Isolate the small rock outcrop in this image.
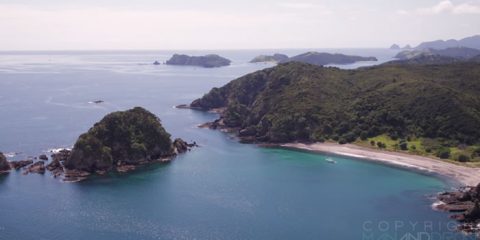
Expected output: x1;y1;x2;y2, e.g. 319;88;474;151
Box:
0;152;10;173
9;160;33;170
166;54;231;68
38;154;48;161
24;161;46;175
173;138;198;154
437;184;480;233
47;150;69;178
153;61;161;65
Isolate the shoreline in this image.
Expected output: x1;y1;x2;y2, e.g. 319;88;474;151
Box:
280;142;480;187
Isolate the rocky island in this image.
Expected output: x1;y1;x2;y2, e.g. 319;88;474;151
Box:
280;51;377;66
250;54;289;63
166;54;231;68
62;107;195;181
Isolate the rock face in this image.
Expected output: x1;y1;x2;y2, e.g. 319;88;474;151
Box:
63;107;195;178
46;149;70;178
250;54;289;63
166;54;231;68
9;160;33;170
24;161;45;175
437;184;480;233
0;152;10;173
280;52;377;66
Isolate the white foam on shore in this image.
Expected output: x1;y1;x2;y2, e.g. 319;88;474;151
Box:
48;147;71;154
431;200;445;210
3;152;18;158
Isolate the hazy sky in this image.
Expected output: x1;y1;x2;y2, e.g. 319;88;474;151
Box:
0;0;479;50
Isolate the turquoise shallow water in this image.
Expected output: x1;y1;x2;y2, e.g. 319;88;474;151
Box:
0;50;472;239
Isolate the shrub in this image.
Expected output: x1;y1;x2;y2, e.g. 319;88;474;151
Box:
360;131;368;140
457;154;470;162
436;147;451;159
370;140;375;146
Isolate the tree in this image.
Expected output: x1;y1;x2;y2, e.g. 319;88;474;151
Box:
436;147;451;159
457;154;470;162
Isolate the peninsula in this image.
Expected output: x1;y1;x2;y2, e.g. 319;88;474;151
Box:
189;61;480;165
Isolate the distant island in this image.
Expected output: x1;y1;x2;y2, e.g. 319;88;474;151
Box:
166;54;231;68
280;52;377;66
395;47;480;60
189;61;480;164
249;52;377;66
404;35;480;50
390;44;411;50
250;54;289;63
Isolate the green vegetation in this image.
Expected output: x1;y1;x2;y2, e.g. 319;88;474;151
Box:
191;61;480;162
166;54;231;68
360;135;480;162
65;107;174;172
282;52;377;65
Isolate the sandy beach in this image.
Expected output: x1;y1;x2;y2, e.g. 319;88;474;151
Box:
282;142;480;186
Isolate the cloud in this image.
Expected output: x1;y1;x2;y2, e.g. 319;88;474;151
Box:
0;3;336;50
398;0;480;15
278;2;332;14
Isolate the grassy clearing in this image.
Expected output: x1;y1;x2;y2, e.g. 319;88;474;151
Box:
356;134;480;165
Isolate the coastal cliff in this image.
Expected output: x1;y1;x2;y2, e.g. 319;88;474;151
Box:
166;54;231;68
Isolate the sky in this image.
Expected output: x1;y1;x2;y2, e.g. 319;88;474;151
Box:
0;0;479;50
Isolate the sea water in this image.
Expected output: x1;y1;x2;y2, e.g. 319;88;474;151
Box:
0;50;472;239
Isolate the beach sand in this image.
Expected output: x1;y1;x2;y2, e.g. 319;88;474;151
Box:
282;142;480;186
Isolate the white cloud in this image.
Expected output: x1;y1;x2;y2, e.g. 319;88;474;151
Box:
278;2;332;14
0;3;339;50
399;0;480;15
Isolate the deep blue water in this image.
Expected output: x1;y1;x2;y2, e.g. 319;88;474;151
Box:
0;50;472;239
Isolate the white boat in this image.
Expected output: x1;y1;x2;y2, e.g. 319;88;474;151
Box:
326;158;337;164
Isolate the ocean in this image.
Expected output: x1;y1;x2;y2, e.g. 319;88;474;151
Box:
0;49;472;239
